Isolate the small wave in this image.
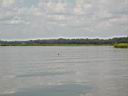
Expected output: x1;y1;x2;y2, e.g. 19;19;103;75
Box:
16;71;73;78
0;90;16;96
1;75;16;79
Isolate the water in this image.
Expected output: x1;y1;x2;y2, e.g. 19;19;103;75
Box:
0;46;128;96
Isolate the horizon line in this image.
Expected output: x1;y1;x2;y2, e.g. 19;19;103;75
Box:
0;36;128;41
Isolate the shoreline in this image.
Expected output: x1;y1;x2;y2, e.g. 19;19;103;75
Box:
0;44;112;46
0;37;128;48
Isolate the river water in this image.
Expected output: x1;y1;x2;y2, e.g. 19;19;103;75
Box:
0;46;128;96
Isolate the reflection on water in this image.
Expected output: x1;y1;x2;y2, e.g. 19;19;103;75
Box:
17;84;92;96
16;71;73;78
0;46;128;96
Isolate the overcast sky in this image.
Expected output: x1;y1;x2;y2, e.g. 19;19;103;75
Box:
0;0;128;40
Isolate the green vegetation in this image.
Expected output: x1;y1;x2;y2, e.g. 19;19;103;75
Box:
0;37;128;46
0;44;111;46
114;43;128;48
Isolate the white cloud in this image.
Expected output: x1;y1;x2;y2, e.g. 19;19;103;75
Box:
46;1;67;13
7;19;29;25
74;0;85;15
32;8;43;16
1;0;16;7
0;0;128;40
74;5;84;15
47;15;66;21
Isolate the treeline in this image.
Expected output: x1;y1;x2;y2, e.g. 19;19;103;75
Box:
0;37;128;45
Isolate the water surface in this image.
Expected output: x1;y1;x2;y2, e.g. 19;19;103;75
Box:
0;46;128;96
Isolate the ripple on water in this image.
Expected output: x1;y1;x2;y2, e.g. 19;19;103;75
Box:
16;71;73;78
0;90;16;96
16;83;93;96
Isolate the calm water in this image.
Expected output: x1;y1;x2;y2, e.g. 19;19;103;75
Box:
0;46;128;96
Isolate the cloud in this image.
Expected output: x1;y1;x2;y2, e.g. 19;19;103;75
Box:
45;1;67;14
0;0;16;7
0;0;128;40
74;0;86;15
6;16;29;25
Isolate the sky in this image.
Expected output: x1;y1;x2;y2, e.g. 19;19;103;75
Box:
0;0;128;40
